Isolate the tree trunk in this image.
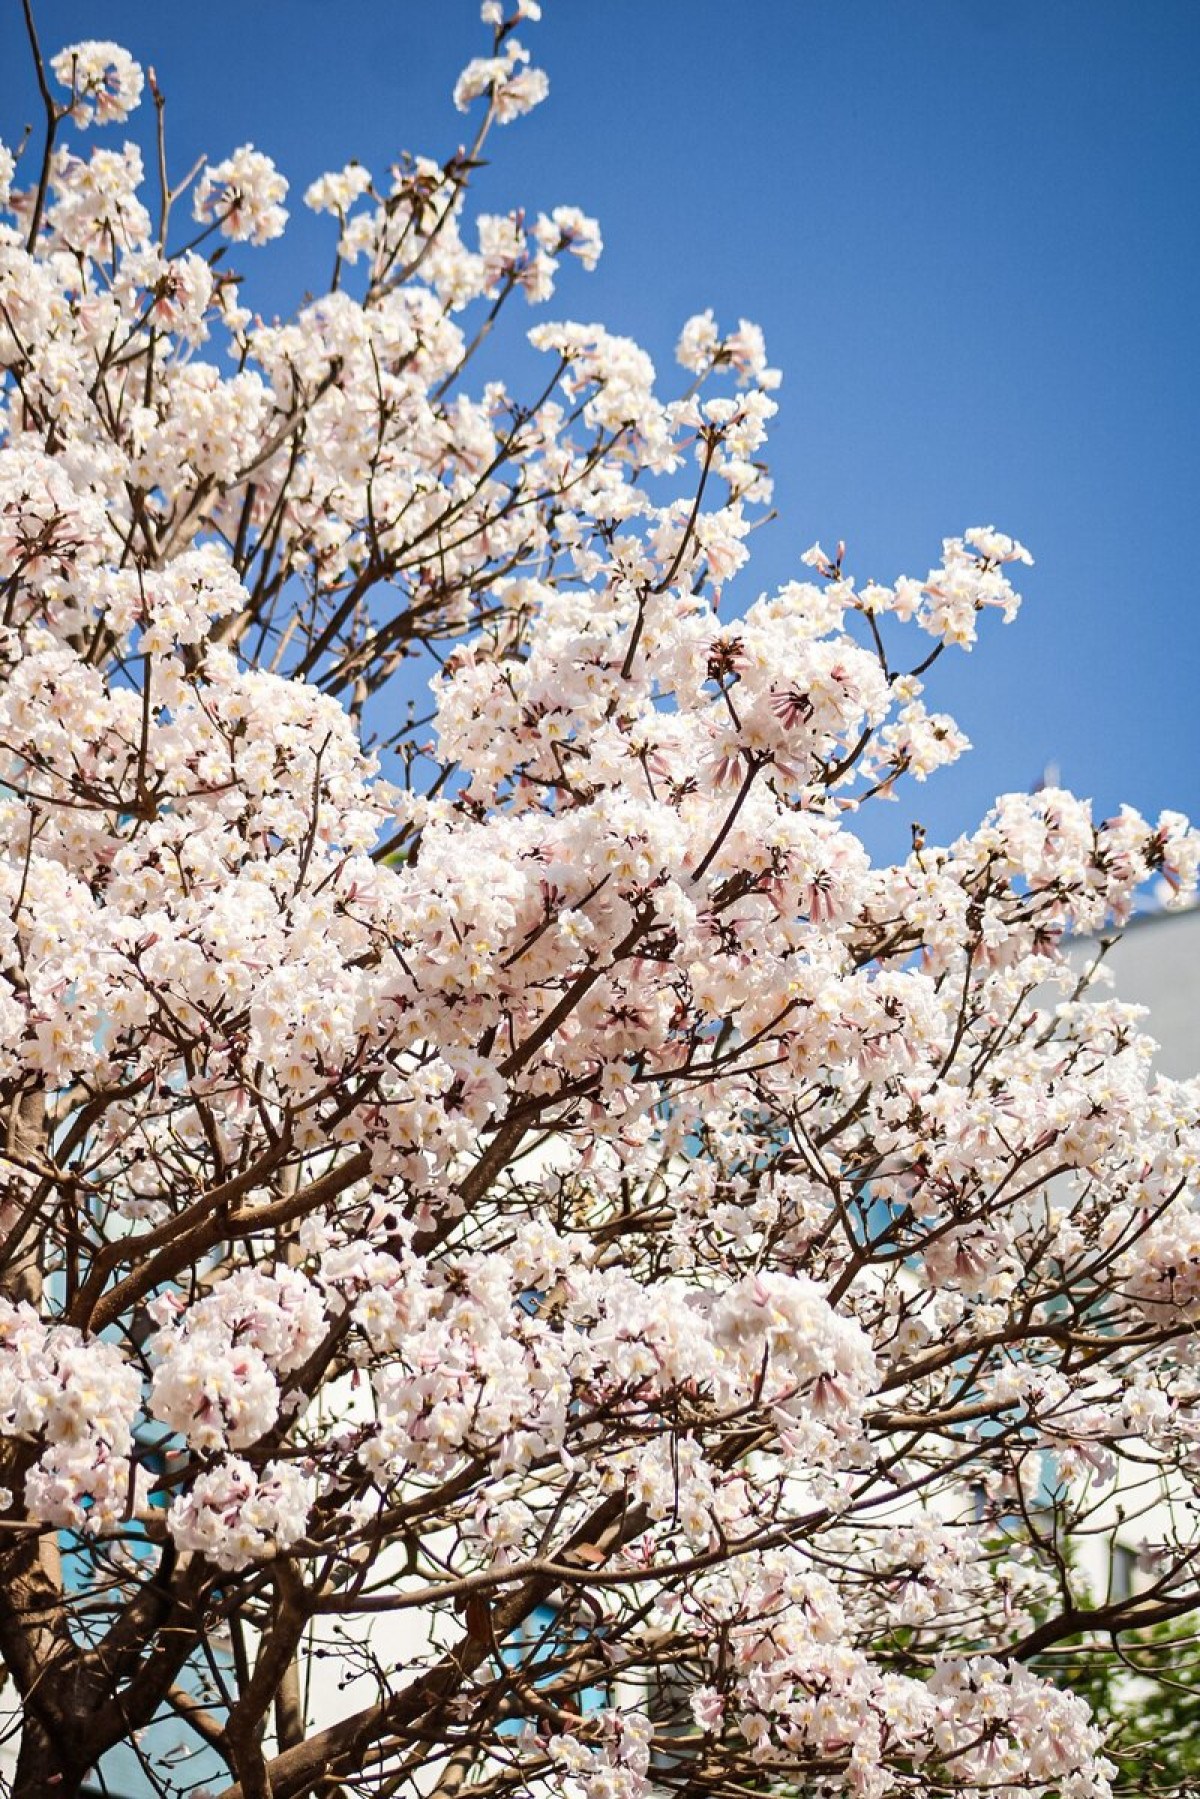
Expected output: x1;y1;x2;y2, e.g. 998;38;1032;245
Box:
12;1714;84;1797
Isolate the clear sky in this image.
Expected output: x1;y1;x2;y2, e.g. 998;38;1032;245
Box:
4;0;1198;865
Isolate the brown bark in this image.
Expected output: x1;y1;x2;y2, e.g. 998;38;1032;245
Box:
12;1713;84;1798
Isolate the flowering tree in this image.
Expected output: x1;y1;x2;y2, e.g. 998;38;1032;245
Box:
0;6;1197;1798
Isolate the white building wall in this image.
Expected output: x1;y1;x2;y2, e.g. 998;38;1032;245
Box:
1085;905;1200;1079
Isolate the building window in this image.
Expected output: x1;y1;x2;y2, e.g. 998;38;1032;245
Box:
1110;1541;1158;1603
497;1600;608;1733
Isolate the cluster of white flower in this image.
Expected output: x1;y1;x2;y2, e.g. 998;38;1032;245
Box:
0;1299;140;1531
454;37;549;123
50;39;144;126
167;1455;314;1570
149;1267;328;1451
1119;1205;1200;1321
47;142;151;258
194;144;289;243
546;1712;654;1799
304;160;372;218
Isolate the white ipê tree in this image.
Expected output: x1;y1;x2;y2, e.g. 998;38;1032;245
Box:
0;7;1197;1798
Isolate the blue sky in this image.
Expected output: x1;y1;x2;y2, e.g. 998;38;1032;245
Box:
4;0;1198;865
